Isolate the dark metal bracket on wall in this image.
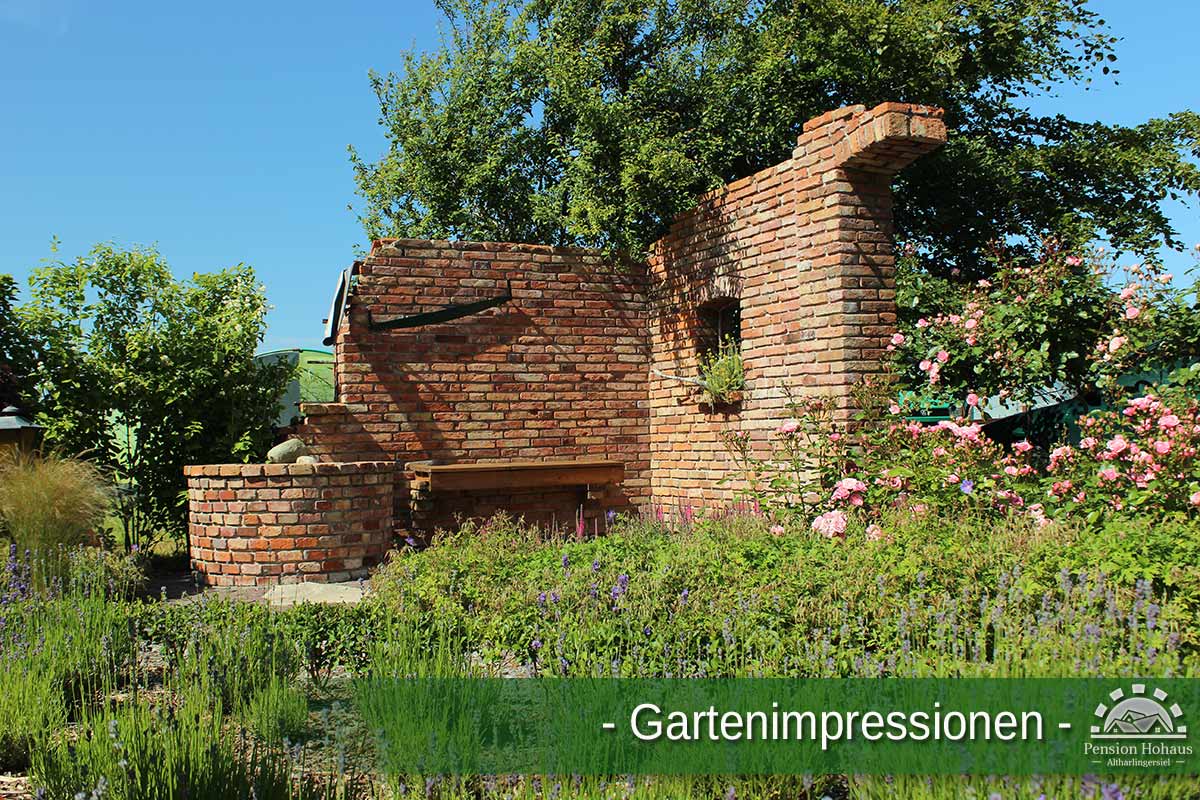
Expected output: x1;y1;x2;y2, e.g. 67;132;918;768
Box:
366;280;514;331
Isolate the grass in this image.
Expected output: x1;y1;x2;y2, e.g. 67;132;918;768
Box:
0;449;110;575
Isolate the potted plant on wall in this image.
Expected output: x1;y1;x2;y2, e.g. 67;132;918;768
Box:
699;336;745;409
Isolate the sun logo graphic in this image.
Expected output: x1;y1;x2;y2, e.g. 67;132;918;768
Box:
1091;684;1187;740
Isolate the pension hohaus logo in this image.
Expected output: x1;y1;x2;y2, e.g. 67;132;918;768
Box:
1084;684;1192;768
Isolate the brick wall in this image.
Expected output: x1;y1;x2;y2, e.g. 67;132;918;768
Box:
184;101;944;572
299;240;651;532
185;461;393;586
648;103;946;507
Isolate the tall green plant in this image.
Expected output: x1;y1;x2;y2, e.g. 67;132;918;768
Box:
0;449;110;561
18;244;293;550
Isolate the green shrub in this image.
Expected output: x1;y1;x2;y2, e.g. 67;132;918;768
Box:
61;545;147;599
135;598;300;710
0;592;133;772
371;511;1194;679
242;675;310;745
0;544;147;601
0;450;110;565
31;687;304;800
0;663;65;772
279;601;387;689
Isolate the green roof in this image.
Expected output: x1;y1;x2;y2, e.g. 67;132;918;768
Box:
255;349;335;427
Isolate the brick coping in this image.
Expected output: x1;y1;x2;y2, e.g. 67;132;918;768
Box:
183;461;394;478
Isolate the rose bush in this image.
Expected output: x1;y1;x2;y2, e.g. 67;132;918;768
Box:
892;243;1200;409
1045;386;1200;519
723;380;1199;540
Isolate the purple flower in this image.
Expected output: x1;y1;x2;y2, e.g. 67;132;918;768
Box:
561;554;569;570
1101;783;1126;800
531;638;543;651
680;588;689;603
959;479;975;494
550;591;560;604
404;536;417;547
537;592;547;606
605;510;617;524
591;559;600;572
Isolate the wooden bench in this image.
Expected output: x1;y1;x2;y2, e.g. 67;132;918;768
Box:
406;459;624;493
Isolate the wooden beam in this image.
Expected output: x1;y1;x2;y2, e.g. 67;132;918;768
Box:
406;459;624;493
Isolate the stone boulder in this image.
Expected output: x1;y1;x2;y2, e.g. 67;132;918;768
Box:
266;438;310;464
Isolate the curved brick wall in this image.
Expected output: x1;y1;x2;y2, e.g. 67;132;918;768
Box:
184;461;394;586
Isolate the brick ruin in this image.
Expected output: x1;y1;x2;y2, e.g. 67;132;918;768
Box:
186;102;946;585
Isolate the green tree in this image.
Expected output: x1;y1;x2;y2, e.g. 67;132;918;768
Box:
351;0;1200;272
19;244;292;551
0;274;36;410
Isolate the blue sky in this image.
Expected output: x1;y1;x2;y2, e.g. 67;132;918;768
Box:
1;0;1197;352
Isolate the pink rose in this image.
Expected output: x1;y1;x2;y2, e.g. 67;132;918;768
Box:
1120;285;1137;300
1065;255;1082;266
770;524;785;536
811;510;848;539
936;350;950;364
776;419;799;435
919;360;932;372
1159;414;1180;430
1125;306;1141;320
1106;436;1129;455
1191;491;1200;507
1099;467;1119;482
1108;336;1127;353
865;524;885;542
966;392;980;408
1013;440;1033;454
916;318;930;329
890;333;905;346
964;318;977;330
1154;440;1171;455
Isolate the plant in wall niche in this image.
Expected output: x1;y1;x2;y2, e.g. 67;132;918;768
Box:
698;337;744;404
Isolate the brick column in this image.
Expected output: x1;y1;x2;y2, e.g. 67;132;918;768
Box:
790;103;946;417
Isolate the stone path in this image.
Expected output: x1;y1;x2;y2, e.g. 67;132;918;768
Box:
263;581;365;608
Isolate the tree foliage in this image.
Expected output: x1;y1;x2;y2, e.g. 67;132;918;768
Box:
19;244;292;550
352;0;1200;269
0;274;36;410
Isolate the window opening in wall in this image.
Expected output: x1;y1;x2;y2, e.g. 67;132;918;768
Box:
696;297;744;404
698;297;741;356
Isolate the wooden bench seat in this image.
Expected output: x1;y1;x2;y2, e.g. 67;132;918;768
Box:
406;459;624;492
